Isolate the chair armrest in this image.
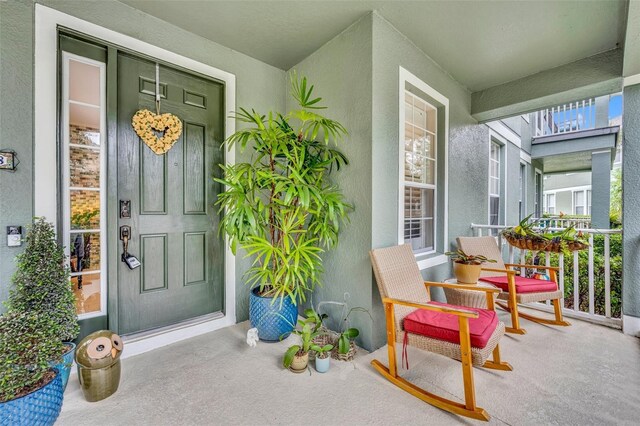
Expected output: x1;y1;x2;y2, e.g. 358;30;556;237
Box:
505;263;559;272
481;267;516;275
424;281;501;294
382;297;479;318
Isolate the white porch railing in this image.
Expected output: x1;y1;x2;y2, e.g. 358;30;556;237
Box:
534;98;596;137
470;224;622;329
534;216;591;229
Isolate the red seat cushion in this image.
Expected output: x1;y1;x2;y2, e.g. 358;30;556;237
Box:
480;275;558;294
403;302;498;349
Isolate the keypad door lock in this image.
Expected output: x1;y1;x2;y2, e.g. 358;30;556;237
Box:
120;225;141;270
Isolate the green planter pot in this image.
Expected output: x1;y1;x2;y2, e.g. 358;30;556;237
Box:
75;330;123;402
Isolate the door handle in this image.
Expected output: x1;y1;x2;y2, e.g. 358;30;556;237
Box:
120;226;140;269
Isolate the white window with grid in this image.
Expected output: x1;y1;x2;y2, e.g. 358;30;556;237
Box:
545;193;556;214
489;142;501;228
573;190;583;215
587;190;592;215
402;91;437;253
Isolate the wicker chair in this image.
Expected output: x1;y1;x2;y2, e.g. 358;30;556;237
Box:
369;244;512;422
457;236;571;334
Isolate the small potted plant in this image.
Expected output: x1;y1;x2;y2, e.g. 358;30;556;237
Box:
6;218;80;389
282;315;322;373
445;249;496;284
335;327;359;361
311;343;334;373
0;311;65;424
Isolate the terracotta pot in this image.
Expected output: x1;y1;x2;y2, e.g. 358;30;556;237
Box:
290;352;309;372
453;262;482;284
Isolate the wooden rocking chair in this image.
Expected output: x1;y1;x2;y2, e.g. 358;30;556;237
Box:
457;236;571;334
369;244;512;422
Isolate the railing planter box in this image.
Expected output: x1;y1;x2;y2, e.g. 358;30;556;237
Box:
502;232;588;253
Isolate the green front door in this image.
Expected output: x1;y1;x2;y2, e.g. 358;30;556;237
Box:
116;53;225;335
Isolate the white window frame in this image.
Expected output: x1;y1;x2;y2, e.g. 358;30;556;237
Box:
488;141;502;230
534;169;543;217
403;90;437;255
519;162;527;221
398;67;449;270
61;52;107;320
545;193;556;214
572;189;590;216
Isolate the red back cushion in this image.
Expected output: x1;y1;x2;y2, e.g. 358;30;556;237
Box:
403;302;498;349
480;276;558;294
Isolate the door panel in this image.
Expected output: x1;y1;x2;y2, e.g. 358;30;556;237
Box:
116;53;224;335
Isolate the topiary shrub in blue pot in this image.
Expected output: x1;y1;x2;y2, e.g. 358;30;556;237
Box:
6;218;80;391
215;73;352;341
0;311;65;426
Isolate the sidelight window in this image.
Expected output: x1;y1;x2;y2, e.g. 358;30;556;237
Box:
61;52;107;319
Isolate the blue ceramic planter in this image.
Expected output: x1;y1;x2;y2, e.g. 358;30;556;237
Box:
315;355;331;373
53;342;76;391
0;369;64;426
249;287;297;341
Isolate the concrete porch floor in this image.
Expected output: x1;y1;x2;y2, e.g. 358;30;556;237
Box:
59;308;640;425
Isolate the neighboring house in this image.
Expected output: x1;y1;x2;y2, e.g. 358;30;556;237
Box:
541;101;622;221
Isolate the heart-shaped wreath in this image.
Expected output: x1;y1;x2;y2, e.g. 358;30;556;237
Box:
132;109;183;155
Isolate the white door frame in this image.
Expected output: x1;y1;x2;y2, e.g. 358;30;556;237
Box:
34;4;236;358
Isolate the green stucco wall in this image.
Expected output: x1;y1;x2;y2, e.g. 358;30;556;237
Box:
622;84;640;320
285;15;375;349
0;0;286;320
370;13;493;348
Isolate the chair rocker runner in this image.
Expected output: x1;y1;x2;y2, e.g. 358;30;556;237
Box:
369;244;512;422
457;236;571;334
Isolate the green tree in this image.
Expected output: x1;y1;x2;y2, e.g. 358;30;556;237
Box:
215;73;353;305
7;218;79;342
610;168;622;226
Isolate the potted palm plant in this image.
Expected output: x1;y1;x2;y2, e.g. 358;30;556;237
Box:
0;311;65;424
216;73;352;341
445;249;496;284
7;218;79;389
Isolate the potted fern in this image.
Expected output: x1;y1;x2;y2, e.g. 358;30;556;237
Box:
445;249;496;284
0;311;65;424
6;218;79;389
216;73;352;341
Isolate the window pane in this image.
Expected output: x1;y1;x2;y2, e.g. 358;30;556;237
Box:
414;99;427;129
72;272;101;315
70;127;100;147
69;59;101;105
489;196;500;225
405;101;413;125
70;232;101;272
70;145;100;188
426;106;436;134
404;187;435;251
70;190;101;230
425;158;435;185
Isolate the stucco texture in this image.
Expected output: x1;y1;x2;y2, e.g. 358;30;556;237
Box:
0;0;286;320
623;84;640;318
287;15;375;349
370;13;491;348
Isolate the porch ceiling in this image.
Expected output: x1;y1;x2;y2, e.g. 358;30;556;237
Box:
119;0;628;92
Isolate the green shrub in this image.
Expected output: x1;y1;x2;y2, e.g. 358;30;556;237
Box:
0;311;64;402
7;218;79;342
525;234;622;317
